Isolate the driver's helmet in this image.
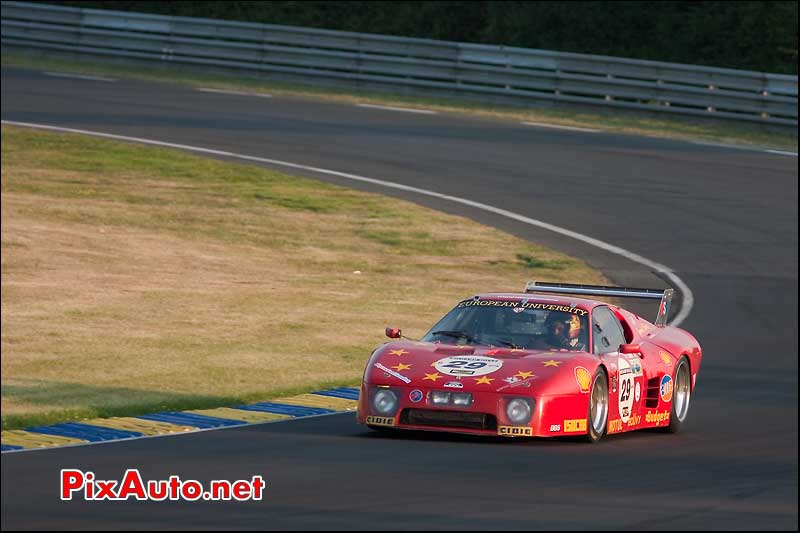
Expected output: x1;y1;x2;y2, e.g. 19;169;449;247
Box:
545;311;582;346
565;313;582;340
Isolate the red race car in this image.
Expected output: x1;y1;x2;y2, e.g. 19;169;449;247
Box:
357;281;701;442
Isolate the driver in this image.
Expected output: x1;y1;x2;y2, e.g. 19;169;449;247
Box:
538;312;587;351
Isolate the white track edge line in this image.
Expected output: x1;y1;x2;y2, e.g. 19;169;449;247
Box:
521;121;599;132
356;103;438;115
42;71;116;82
692;140;798;157
196;87;272;98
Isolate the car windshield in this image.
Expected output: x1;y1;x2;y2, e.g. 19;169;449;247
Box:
421;299;590;351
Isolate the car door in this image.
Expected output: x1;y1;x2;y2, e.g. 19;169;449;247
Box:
592;306;642;430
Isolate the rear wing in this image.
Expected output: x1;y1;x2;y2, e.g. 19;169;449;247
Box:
525;281;674;327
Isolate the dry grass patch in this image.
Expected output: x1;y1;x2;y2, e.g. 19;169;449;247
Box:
1;125;607;429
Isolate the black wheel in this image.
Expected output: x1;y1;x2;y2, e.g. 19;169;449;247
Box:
586;367;609;443
665;356;692;433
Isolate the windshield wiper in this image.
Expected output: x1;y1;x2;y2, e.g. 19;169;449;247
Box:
484;337;522;349
431;330;479;344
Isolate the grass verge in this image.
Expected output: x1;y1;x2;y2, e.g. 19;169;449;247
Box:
1;125;607;430
2;48;796;151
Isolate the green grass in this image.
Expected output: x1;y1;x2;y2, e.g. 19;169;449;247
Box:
2;48;796;152
1;378;359;431
1;125;609;430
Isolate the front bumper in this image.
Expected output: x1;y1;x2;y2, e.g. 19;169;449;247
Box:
357;382;588;438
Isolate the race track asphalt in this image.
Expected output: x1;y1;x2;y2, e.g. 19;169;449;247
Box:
2;67;797;530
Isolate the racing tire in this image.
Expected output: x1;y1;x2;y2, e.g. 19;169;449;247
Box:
586;367;609;443
665;356;692;433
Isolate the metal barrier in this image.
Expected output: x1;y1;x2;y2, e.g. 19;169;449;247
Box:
2;1;797;126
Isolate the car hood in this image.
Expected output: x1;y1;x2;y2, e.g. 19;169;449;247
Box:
365;340;597;394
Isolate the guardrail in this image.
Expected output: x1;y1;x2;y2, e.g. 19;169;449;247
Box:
2;1;797;126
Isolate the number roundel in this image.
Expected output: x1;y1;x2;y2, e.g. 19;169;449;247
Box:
617;357;635;424
434;356;503;377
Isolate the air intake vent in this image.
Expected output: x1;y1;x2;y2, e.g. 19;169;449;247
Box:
645;376;661;408
401;409;497;431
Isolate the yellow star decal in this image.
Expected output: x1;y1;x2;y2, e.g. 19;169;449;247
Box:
514;370;535;379
474;376;494;385
389;349;409;356
542;359;562;367
391;363;411;371
509;349;525;353
423;372;442;382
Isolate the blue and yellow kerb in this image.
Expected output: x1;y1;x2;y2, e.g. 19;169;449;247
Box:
1;387;359;453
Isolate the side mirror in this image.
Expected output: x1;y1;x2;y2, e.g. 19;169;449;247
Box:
619;343;641;354
385;327;402;339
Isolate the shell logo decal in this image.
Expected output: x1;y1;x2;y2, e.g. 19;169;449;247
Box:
574;366;591;393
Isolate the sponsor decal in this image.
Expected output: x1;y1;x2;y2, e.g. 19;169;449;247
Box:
608;419;623;433
635;381;641;402
388;349;409;357
574;366;591;393
659;351;673;366
513;307;525;313
659;297;670;319
456;299;588;316
549;424;561;432
563;419;587;433
617;358;634;424
626;413;641;427
630;361;643;378
423;372;442;382
366;416;396;427
444;381;464;389
645;410;670;425
474;376;494;385
374;363;411;384
434;355;503;377
408;389;424;403
496;377;534;392
498;426;533;437
660;375;674;403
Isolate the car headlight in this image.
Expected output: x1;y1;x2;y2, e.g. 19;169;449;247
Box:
372;389;399;416
430;391;451;405
505;398;533;424
452;393;473;406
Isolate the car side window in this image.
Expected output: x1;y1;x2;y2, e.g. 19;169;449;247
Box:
592;306;627;354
